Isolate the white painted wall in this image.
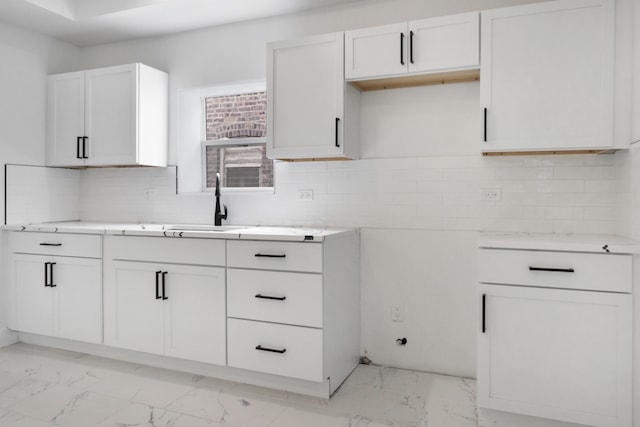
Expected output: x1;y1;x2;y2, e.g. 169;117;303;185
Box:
0;21;79;335
70;0;635;383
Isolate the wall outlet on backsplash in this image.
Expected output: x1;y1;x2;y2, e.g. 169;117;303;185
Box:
297;189;314;201
480;188;501;201
144;188;157;201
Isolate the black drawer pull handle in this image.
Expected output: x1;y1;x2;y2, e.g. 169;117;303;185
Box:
82;136;88;159
255;345;286;354
44;262;50;287
162;271;168;300
48;262;56;287
155;271;162;300
255;294;286;301
483;108;487;142
39;243;62;246
77;136;82;159
482;294;486;333
254;253;286;258
529;266;575;273
400;32;405;65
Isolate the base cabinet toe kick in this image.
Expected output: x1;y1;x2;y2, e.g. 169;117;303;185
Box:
5;229;360;398
477;247;632;427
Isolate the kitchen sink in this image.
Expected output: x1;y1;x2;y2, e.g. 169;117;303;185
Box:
163;225;248;232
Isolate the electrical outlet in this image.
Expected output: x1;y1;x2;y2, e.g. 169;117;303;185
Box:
480;188;501;201
144;188;157;201
392;303;404;322
297;189;314;201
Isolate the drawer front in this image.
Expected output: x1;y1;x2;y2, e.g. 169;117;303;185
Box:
227;269;322;328
105;235;225;266
227;318;323;382
478;249;631;293
9;232;102;258
227;240;322;273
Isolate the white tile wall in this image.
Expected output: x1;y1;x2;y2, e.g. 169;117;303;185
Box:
78;153;621;235
5;165;81;225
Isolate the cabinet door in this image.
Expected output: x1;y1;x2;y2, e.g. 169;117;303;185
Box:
104;261;165;355
164;265;226;365
53;258;102;344
267;33;348;159
10;254;54;336
478;284;632;427
480;0;614;152
345;23;408;80
85;64;138;166
47;72;86;167
408;12;479;74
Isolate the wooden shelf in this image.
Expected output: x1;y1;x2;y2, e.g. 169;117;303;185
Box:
347;69;480;91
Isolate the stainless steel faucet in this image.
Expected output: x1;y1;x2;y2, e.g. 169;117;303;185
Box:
214;172;227;226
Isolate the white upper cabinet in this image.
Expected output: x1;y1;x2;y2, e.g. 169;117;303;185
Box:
345;12;479;81
267;33;360;160
47;63;168;167
480;0;616;153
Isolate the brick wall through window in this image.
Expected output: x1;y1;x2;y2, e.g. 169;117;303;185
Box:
205;92;267;140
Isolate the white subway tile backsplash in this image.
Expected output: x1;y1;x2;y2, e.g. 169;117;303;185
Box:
72;150;622;235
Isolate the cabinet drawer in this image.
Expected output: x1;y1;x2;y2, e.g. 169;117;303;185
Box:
105;235;225;266
478;249;631;293
228;269;322;328
9;232;102;258
227;240;322;273
227;318;323;382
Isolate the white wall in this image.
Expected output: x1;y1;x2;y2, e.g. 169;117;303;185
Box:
71;0;635;381
0;21;79;334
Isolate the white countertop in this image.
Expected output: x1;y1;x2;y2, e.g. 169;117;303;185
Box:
479;232;640;254
2;221;355;242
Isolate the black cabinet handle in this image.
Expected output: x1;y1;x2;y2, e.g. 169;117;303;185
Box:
335;117;340;148
82;136;88;159
44;262;50;287
482;294;486;333
255;345;286;354
255;294;287;301
162;272;168;300
155;271;162;299
409;30;414;64
254;253;286;258
529;266;575;273
48;262;56;287
39;243;62;247
400;32;405;65
483;108;487;142
76;137;82;159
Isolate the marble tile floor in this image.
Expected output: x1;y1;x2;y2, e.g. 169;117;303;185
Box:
0;343;478;426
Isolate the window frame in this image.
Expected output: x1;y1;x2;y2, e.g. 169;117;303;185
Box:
195;82;274;193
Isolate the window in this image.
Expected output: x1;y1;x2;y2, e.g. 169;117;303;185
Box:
202;90;273;191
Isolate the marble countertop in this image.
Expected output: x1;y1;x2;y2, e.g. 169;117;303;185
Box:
479;232;640;254
2;221;354;242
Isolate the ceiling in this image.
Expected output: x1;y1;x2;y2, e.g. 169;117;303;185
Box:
0;0;366;47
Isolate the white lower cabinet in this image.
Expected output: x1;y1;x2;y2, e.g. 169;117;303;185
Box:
477;248;632;427
228;318;323;382
8;233;102;344
226;236;359;395
104;236;226;365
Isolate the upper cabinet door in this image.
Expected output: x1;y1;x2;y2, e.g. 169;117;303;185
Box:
345;23;408;80
47;72;86;167
267;33;359;160
85;64;138;166
408;12;479;74
46;63;167;167
481;0;615;153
